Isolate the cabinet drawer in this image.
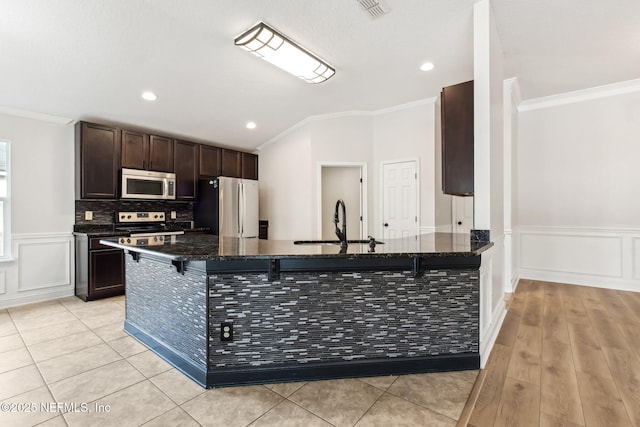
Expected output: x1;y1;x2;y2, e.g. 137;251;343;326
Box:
90;237;120;250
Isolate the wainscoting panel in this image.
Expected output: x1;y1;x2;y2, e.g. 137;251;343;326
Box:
0;233;74;308
479;241;507;368
518;226;640;292
633;237;640;280
0;270;5;295
18;239;71;291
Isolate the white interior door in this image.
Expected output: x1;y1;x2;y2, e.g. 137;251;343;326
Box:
452;195;474;234
321;166;362;240
382;161;418;240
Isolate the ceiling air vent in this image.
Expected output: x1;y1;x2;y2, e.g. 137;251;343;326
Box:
356;0;388;18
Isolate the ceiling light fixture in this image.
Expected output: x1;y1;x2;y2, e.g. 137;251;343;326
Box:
234;22;335;84
246;121;257;129
141;91;157;101
420;62;435;72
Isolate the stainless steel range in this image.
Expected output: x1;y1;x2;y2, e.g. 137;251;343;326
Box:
115;211;184;246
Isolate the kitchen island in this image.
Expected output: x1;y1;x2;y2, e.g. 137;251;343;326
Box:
101;233;492;388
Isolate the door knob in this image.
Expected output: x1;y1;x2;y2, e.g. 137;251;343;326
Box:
384;223;389;227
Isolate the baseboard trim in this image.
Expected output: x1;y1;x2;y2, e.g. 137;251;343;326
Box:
0;289;74;309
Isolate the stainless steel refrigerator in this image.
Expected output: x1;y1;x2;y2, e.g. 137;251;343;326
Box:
194;177;259;238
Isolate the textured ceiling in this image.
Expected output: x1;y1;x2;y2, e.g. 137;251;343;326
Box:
1;0;638;150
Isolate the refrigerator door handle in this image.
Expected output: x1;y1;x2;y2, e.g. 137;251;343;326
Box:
240;182;244;236
237;182;241;235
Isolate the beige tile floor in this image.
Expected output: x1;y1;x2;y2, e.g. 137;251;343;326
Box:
0;296;477;427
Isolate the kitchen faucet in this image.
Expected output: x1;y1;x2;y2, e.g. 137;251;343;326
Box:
334;199;347;251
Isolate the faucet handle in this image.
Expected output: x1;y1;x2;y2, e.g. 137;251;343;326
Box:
368;235;377;252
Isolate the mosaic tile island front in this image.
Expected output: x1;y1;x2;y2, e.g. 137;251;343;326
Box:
101;232;492;388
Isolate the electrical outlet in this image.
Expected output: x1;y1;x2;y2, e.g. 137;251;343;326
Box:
85;211;93;221
170;211;177;219
220;322;233;342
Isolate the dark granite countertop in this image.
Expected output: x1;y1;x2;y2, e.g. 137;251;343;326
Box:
74;224;211;237
99;232;493;262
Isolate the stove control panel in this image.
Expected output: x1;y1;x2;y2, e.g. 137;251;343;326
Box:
118;235;174;246
117;211;165;223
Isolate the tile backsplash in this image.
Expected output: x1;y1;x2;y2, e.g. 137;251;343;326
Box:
75;200;194;225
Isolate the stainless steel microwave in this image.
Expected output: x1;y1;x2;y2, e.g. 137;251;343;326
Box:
121;168;176;200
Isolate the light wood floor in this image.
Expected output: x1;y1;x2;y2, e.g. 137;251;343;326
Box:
463;279;640;427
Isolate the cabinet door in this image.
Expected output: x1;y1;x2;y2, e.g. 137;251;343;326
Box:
174;140;198;200
441;80;474;196
77;122;120;199
199;145;221;178
149;135;174;172
221;149;242;178
89;249;125;294
241;153;258;180
121;130;148;169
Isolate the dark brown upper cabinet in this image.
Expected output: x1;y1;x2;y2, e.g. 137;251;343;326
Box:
121;130;149;170
75;121;121;199
241;152;258;180
148;135;174;172
121;131;174;172
441;80;474;196
199;144;221;178
174;140;198;200
221;148;242;178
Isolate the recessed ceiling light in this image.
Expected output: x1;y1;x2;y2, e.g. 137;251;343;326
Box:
141;91;157;101
246;122;257;129
420;62;434;72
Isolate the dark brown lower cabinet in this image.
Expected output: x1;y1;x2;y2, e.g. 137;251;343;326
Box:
75;235;125;301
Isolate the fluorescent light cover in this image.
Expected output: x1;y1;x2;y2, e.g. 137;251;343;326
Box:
235;22;335;84
420;62;434;71
142;91;157;101
246;121;257;129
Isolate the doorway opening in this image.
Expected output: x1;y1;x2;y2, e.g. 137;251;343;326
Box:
318;163;366;240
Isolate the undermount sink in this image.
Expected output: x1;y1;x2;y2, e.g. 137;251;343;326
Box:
293;239;384;245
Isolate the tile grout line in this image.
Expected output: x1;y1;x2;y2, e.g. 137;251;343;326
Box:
5;301;71;426
379;375;462;424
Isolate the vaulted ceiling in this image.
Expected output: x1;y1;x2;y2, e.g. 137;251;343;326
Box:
1;0;639;150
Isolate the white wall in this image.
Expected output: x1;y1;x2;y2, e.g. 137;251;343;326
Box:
0;113;75;308
516;83;640;291
433;97;454;233
258;124;313;240
372;101;437;236
309;115;374;237
259;101;438;241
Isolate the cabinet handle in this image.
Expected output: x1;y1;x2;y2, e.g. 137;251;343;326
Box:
458;221;462;225
384;223;389;227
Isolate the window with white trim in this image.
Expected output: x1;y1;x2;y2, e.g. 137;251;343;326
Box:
0;141;9;258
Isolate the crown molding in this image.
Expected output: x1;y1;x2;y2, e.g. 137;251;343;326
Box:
518;78;640;112
257;97;438;151
0;106;74;125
